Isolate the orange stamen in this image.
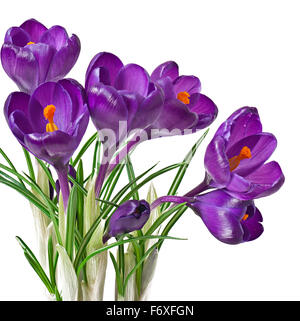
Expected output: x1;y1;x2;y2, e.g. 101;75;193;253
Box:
228;146;251;171
43;105;58;132
242;214;249;221
177;91;190;104
26;41;35;45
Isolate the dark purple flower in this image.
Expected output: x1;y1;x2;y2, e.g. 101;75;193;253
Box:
188;190;263;244
103;200;150;243
1;18;80;94
4;79;89;169
149;61;218;135
204;107;284;200
4;79;89;208
86;52;164;146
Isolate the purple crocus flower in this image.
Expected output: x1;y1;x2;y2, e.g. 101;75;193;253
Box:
188;190;263;244
86;52;164;146
203;107;284;200
4;79;89;208
102;200;150;243
1;18;80;94
149;61;218;136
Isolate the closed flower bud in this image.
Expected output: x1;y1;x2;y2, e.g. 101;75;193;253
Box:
103;200;150;243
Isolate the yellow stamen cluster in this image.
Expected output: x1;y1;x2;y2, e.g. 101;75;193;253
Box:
177;91;190;104
43;104;58;132
228;146;252;171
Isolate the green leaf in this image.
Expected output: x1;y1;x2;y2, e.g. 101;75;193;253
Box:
22;147;36;182
72;132;98;167
35;158;56;191
158;206;188;251
16;236;54;294
48;236;56;288
73;162;179;270
161;129;209;212
125;155;139;200
0;147;26;187
145;203;187;237
65;186;78;261
76;160;84;237
109;252;123;295
76;234;186;275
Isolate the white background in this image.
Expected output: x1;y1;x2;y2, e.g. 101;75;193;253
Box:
0;0;299;301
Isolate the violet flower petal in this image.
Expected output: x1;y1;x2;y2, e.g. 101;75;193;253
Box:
20;19;47;43
188;190;254;244
4;27;30;47
87;84;128;138
173;75;201;95
103;200;150;242
114;63;150;97
150;61;179;82
85;52;123;86
46;34;80;82
1;44;39;93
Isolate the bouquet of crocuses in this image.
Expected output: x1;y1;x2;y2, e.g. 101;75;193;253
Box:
0;19;285;301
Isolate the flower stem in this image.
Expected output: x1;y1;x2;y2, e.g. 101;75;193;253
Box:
56;166;70;211
150;195;191;211
95;161;109;197
183;173;211;197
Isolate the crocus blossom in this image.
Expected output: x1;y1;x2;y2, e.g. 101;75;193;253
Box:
187;189;263;244
1;18;80;94
149;61;218;136
4;79;89;207
86;52;164;146
203;107;284;200
103;200;150;243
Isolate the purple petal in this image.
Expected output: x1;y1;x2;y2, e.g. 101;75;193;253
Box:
86;52;123;86
8;110;33;144
189;190;252;244
4;91;31;123
58;78;86;125
20;19;47;43
242;207;263;242
151;61;179;82
189;93;218;130
119;91;139;129
46;34;80;82
4;27;30;47
40;25;69;50
173;75;201;95
27;43;55;83
87;84;128;139
85;67;110;90
151;98;197;135
1;44;39;93
227;133;277;177
215;107;262;149
114;64;150;97
204;135;231;187
24;131;77;167
129;85;164;131
242;161;284;199
155;77;176;100
28;82;73;133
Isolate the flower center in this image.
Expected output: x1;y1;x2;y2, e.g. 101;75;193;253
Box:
177;91;190;104
242;214;249;221
26;41;35;45
43;104;58;132
228;146;251;171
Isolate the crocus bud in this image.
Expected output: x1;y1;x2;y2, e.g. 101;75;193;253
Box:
103;200;150;243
